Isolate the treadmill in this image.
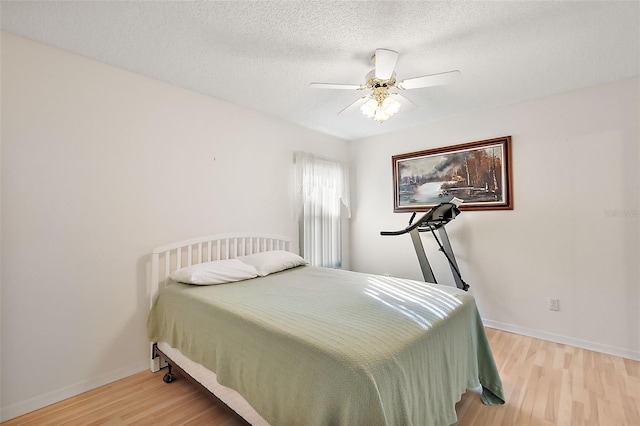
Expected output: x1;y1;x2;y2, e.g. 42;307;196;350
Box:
381;201;469;291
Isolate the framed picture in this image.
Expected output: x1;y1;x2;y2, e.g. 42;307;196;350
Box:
392;136;513;212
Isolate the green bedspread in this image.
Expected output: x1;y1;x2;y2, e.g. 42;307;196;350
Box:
148;266;504;426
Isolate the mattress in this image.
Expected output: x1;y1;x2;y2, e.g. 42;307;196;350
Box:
148;265;504;426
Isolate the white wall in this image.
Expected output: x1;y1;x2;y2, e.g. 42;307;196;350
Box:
0;32;348;420
349;77;639;361
2;29;638;422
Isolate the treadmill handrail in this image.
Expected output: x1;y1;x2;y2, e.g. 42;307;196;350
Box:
380;202;460;236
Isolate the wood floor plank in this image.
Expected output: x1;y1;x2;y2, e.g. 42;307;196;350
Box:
3;328;638;426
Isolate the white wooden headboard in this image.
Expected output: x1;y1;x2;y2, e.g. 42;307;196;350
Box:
150;232;292;305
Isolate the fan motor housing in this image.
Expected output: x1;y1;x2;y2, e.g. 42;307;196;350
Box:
365;70;397;89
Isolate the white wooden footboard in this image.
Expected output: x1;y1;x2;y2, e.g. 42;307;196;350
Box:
149;233;291;371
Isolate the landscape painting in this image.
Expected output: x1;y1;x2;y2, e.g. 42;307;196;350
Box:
392;136;513;212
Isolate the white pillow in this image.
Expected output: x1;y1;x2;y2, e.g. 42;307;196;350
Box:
169;259;258;285
238;250;307;276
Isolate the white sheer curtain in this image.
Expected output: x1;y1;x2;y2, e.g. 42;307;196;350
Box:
294;152;350;268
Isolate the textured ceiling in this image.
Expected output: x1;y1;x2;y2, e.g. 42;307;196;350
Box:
2;1;639;140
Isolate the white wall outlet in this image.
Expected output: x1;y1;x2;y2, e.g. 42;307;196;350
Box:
548;298;560;311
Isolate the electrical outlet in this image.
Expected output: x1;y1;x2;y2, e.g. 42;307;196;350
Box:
548;298;559;311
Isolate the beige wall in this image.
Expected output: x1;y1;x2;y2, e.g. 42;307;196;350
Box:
349;77;640;361
0;32;348;420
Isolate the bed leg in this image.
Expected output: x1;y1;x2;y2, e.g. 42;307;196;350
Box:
151;343;174;383
150;343;168;373
163;364;174;383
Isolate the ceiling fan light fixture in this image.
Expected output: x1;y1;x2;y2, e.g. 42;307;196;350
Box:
382;96;401;116
360;97;378;118
360;90;401;123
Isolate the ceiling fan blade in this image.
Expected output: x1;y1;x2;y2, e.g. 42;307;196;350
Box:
398;70;461;90
310;82;364;90
374;49;399;80
338;96;370;115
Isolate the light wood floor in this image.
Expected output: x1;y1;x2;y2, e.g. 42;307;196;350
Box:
3;328;639;426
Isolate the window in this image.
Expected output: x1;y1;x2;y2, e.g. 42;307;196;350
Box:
294;152;350;268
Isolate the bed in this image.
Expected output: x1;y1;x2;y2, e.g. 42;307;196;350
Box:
147;233;504;426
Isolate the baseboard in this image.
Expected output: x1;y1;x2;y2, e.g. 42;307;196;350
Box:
0;361;149;422
482;318;640;361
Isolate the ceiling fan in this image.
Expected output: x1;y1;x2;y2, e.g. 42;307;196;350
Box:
310;49;460;123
